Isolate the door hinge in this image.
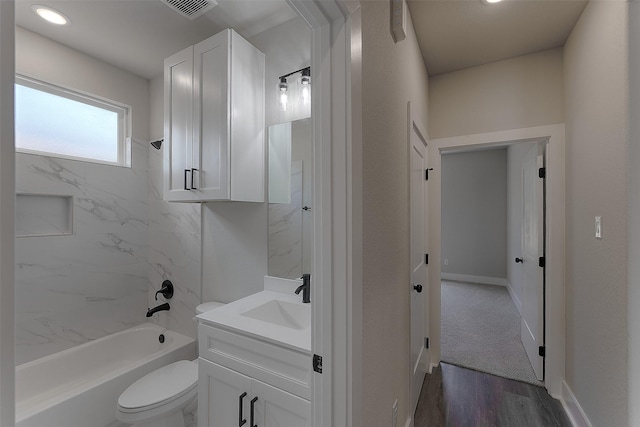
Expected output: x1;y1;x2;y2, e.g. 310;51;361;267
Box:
425;254;429;265
539;167;546;179
539;346;546;357
425;337;429;349
425;168;433;181
539;257;545;268
313;354;323;374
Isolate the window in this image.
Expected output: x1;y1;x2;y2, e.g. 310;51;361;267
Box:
15;75;131;166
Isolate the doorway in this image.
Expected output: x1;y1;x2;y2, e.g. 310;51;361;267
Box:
439;141;545;385
427;124;566;398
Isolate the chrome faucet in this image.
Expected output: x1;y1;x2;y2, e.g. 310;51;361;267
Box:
146;302;170;317
295;274;311;303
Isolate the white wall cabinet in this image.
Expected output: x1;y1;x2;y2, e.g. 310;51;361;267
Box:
197;323;311;427
163;29;265;202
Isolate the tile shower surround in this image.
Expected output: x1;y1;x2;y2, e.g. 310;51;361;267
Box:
15;138;203;364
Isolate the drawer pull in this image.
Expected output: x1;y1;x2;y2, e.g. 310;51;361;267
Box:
239;392;247;426
250;396;258;427
191;168;198;189
184;169;191;190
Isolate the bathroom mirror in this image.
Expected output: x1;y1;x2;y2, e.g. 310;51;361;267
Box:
267;118;312;279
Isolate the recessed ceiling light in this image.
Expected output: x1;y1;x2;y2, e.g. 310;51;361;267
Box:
482;0;503;3
31;5;70;25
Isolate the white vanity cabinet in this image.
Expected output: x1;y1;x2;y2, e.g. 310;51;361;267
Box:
197;323;311;427
199;359;310;427
163;29;265;202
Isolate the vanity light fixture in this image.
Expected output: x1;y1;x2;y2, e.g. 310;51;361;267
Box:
31;5;70;25
279;76;288;112
278;66;311;112
301;68;311;106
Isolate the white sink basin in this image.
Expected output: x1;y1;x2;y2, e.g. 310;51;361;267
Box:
196;290;311;352
241;300;310;330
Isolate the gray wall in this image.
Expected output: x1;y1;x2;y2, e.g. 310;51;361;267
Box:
429;48;564;139
564;2;629;425
628;3;640;424
361;2;430;425
441;149;507;280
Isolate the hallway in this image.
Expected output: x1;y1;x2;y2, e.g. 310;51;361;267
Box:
414;363;570;427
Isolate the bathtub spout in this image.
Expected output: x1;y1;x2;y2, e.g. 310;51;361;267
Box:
146;303;170;317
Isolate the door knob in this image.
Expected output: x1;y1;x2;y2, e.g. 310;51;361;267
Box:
413;284;423;293
515;257;523;263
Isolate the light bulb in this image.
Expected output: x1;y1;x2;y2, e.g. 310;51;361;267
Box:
302;85;310;106
301;68;311;85
280;92;288;111
32;5;69;25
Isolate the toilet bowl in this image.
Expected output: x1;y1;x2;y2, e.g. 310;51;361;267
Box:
116;302;224;427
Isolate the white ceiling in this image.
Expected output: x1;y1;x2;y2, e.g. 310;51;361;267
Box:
407;0;588;76
15;0;298;79
15;0;588;80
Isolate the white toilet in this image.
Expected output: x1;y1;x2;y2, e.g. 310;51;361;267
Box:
116;302;225;427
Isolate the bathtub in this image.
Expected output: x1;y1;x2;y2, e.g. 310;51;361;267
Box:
16;323;196;427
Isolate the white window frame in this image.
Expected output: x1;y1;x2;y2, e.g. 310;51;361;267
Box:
15;74;132;167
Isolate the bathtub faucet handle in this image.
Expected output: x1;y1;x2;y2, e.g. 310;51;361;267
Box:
155;280;174;300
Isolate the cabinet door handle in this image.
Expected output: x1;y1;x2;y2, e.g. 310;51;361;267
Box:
191;168;198;190
238;392;247;426
250;396;258;427
184;169;191;190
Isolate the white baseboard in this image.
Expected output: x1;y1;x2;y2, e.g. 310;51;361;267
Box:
428;361;438;374
506;281;522;315
561;381;593;427
441;273;507;287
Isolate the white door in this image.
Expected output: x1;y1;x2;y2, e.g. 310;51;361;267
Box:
521;147;545;381
409;110;428;415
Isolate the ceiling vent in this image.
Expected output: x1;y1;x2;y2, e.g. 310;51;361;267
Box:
162;0;217;20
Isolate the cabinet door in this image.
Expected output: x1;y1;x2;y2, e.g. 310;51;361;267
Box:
252;378;311;427
193;30;230;200
164;46;194;201
198;359;252;427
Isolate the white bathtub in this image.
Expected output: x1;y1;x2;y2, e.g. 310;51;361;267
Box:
16;323;196;427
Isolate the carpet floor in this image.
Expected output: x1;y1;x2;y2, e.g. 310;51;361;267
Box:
440;280;543;386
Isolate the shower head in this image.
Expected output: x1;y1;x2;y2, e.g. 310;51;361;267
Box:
150;139;163;150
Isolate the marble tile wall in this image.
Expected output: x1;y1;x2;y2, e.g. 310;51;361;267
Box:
268;161;303;279
15;139;150;365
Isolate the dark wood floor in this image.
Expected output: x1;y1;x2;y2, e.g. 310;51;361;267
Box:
414;363;571;427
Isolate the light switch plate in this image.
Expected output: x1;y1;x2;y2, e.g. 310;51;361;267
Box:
595;216;602;239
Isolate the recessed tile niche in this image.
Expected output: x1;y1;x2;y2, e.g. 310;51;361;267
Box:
16;194;73;237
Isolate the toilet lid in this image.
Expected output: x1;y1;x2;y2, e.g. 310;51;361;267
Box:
118;360;198;412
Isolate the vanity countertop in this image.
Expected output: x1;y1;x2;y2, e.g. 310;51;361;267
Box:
197;290;311;354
